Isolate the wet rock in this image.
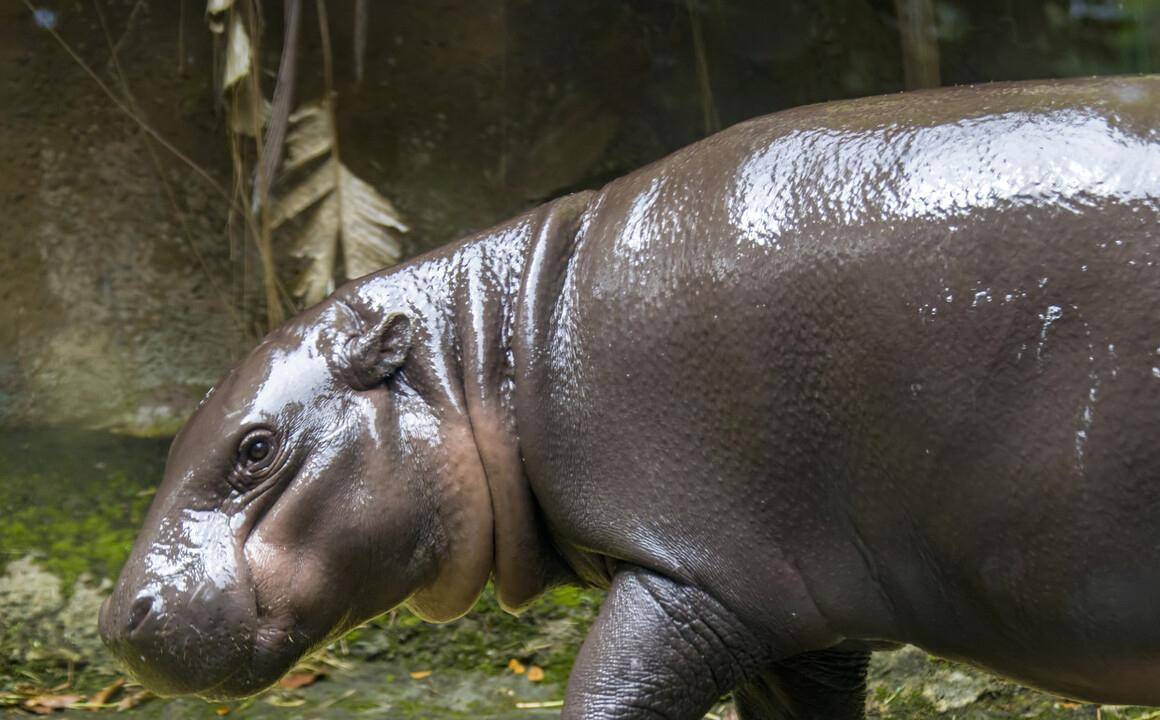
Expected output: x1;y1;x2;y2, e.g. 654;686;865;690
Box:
0;556;62;635
0;556;110;665
920;667;994;712
868;645;998;715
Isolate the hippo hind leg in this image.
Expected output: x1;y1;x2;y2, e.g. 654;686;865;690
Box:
733;643;871;720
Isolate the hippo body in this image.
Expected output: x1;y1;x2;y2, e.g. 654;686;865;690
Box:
102;76;1160;719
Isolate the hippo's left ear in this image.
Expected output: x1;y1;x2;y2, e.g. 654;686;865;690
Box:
330;302;414;390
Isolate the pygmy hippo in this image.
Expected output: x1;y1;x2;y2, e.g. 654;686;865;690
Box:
100;76;1160;719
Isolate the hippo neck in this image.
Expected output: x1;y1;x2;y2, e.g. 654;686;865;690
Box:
350;194;591;612
446;197;592;612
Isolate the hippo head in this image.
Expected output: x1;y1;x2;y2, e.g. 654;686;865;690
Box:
99;288;494;699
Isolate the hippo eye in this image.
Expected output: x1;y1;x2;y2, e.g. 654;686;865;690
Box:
236;429;277;476
247;439;269;461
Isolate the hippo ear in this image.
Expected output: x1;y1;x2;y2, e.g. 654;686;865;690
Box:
332;303;414;389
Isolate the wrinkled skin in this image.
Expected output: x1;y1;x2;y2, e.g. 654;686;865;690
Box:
102;77;1160;718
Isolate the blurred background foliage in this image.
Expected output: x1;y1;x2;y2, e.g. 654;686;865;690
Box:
0;0;1158;717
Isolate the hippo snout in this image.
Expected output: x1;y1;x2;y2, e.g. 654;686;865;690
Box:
99;578;260;698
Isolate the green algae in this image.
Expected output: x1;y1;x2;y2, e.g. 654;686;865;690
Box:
0;429;164;589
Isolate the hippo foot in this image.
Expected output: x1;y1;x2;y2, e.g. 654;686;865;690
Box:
562;567;863;720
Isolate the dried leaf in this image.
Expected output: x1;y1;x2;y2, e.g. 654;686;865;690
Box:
278;671;326;691
22;694;83;714
223;14;253;90
88;678;125;707
271;158;335;229
515;700;564;709
115;689;152;712
507;658;527;675
290;192;338;302
265;697;307;708
526;665;545;682
283;105;333;173
409;670;432;680
214;706;230;716
337;165;406;278
271;103;408;304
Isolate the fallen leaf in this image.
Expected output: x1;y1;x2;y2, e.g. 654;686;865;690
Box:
409;670;432;680
215;706;230;716
507;659;527;675
265;697;307;708
115;689;152;711
316;688;358;710
22;694;83;714
515;699;564;709
88;678;125;707
278;671;326;691
527;665;545;682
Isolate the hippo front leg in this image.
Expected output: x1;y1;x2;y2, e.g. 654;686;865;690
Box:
563;568;771;720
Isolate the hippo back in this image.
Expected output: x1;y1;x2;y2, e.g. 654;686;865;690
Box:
515;76;1160;700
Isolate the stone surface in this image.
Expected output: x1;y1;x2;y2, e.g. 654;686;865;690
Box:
0;557;109;666
7;0;1152;432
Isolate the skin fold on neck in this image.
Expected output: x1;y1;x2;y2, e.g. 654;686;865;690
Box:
450;209;573;612
364;196;588;619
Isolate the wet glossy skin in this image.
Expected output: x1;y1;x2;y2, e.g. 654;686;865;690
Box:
102;77;1160;718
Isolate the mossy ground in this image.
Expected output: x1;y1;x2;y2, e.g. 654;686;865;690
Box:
2;429;1158;718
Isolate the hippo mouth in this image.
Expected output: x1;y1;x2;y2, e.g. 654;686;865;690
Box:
99;585;314;701
197;571;348;701
194;623;314;700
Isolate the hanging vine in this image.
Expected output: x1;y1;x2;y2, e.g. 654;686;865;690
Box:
205;0;408;324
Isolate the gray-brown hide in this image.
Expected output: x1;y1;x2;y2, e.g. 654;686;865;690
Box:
101;77;1160;719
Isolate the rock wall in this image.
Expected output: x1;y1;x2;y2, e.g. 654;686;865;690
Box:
1;0;1154;432
0;1;240;432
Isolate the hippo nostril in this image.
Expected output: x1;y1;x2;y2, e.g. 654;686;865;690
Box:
127;596;154;634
